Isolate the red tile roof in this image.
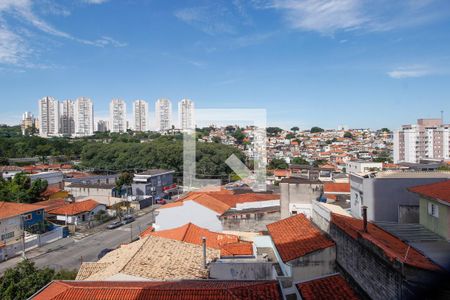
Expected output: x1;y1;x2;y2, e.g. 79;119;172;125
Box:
267;214;335;263
273;169;291;177
0;202;44;219
33;199;68;212
145;223;253;256
47;199;102;216
41;187;63;197
408;180;450;204
331;213;442;271
297;274;359;300
33;280;282;300
323;182;350;194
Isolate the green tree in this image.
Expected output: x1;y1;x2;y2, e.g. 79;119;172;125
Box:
0;173;47;203
266;127;283;136
291;126;299;132
380;128;391;133
285;133;296;139
269;158;288;169
292;157;309;165
343;131;353;139
310;127;324;133
0;259;76;300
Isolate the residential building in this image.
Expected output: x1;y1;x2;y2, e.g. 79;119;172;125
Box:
322;182;350;203
46;199;106;226
330;213;445;300
109;99;127;133
38;96;59;137
65;182;122;206
133;99;148;132
73;97;94;137
76;235;220;281
409;180;450;240
394;118;450;163
346;161;383;174
0;166;23;180
155;98;172;131
59;100;74;136
141;222;253;257
154;190;280;232
30;171;64;189
267;213;336;281
21;111;36;135
0;202;45;261
33;280;282;300
132;169;175;200
97;120;108;132
178;98;195;131
289;164;333;181
350;171;450;223
279;177;323;219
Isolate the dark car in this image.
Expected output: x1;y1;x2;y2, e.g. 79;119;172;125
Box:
122;215;135;224
107;221;123;229
155;199;166;205
97;248;114;259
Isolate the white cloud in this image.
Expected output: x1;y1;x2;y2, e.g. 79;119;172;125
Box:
175;6;236;35
258;0;449;34
0;23;28;64
83;0;109;4
387;65;433;79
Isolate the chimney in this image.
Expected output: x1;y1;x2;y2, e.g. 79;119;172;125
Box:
362;206;368;233
202;237;207;269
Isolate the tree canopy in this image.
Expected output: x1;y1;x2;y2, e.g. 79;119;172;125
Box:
310;127;324;133
0;173;47;203
0;259;76;300
343;131;353;139
266;127;283;136
291;157;309;165
269;158;288;170
290;126;299;132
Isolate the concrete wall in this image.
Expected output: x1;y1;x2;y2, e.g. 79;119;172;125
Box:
221;210;280;232
288;247;336;282
209;261;274;280
420;197;449;240
280;182;322;219
0;215;22;246
330;223;403;300
350;175;448;222
154;200;223;232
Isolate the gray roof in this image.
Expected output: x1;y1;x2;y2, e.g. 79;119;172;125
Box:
136;169;174;176
280;177;322;184
67;183;116;189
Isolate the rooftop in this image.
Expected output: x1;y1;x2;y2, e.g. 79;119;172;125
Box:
47;199;101;216
408;180;450;204
323;182;350;194
0;201;44;219
143;223;253;257
136;169;174;176
76;235;220;281
331;213;442;272
267;214;335;263
33;280;282;300
296;274;359;300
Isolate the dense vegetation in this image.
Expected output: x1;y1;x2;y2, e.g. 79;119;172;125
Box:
0;173;48;203
310;126;324;133
0;260;76;300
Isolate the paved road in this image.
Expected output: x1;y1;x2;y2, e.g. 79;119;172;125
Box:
0;210;156;274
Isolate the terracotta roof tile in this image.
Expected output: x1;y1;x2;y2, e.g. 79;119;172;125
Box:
323;182;350;194
408;180;450;204
267;214;334;263
33;280;282;300
331;213;442;271
0;202;44;219
47;199;101;216
146;223;253;256
297;274;359;300
33;199;67;212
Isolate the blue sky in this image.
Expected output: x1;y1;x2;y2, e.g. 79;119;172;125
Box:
1;0;450;130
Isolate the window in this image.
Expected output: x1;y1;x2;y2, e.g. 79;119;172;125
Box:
428;202;439;218
1;232;14;240
36;210;42;215
24;214;32;220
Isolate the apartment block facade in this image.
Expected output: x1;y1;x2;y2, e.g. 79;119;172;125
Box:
39;96;60;137
155;98;172;131
394;119;450;163
178;98;194;131
74;97;94;137
133;99;148;132
109;99;127;133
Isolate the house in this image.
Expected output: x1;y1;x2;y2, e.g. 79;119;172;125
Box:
40;187;68;200
46;199;106;226
266;213;335;281
141;222;253;257
409;180;450;240
346;161;383;174
154;190;280;232
0;202;45;261
350;171;450;223
296;273;360;300
132;169;175;200
330;213;445;300
322;182;350;203
32;280;283;300
64;174;118;186
0;166;23;180
30;171;64;189
65;183;122;206
76;235;220;281
279;177;323;218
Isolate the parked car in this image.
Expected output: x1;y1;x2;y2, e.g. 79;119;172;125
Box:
97;248;114;259
122;215;135;224
155;199;166;205
107;221;123;229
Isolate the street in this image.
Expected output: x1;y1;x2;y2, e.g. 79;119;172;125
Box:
0;209;156;275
